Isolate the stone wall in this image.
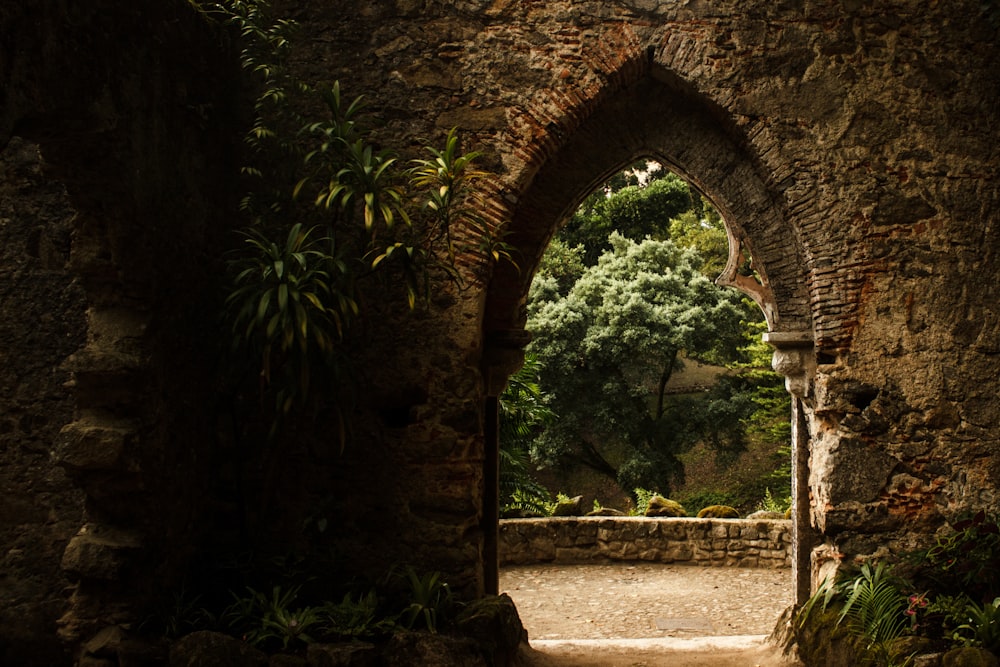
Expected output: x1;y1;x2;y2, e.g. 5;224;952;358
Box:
0;1;997;664
500;518;791;568
0;138;87;667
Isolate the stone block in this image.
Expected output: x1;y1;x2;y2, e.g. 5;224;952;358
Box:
57;419;133;471
169;631;267;667
61;524;141;581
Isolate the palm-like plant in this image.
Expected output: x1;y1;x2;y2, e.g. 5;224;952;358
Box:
836;561;913;666
498;354;553;516
225;223;356;418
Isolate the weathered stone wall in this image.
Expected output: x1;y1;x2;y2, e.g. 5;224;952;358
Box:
1;2;239;663
287;0;1000;599
0;138;87;667
0;0;997;664
500;518;791;568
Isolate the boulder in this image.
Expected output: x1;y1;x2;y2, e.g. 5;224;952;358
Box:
382;630;487;667
455;594;526;667
644;496;686;517
306;642;379;667
697;505;740;519
942;648;1000;667
551;495;584;517
586;507;624;516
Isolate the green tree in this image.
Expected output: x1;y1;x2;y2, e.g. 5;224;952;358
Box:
560;170;695;265
668;207;729;278
526;233;754;495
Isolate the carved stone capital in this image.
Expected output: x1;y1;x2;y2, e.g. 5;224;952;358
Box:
763;331;815;399
482;328;533;396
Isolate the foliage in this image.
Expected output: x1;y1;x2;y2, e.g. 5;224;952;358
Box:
560;168;695;265
756;487;792;514
527;233;752;495
154;562;463;651
215;0;512;436
799;562;915;667
320;590;396;641
398;568;456;633
499;354;554;517
629;488;657;515
533;236;587;298
223;585;321;650
951;597;1000;652
667;207;729;278
836;562;912;665
903;511;1000;604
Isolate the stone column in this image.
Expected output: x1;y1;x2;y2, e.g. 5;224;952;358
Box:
481;329;532;595
763;331;816;608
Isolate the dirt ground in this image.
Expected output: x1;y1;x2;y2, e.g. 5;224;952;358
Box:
500;562;803;667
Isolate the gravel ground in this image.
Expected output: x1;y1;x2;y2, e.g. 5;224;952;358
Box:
500;562;801;667
500;562;793;640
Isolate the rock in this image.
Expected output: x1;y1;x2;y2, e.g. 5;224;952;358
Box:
746;510;787;520
306;642;379;667
382;630;487;667
645;496;686;517
169;631;267;667
551;495;584;516
586;507;624;516
697;505;740;519
455;594;526;666
942;647;1000;667
269;654;308;667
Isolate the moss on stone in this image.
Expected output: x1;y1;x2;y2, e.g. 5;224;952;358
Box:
644;496;687;517
697;505;740;518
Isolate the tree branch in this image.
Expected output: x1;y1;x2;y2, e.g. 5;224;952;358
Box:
655;348;679;420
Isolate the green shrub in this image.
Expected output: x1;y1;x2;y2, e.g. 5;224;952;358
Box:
630;488;656;515
904;511;1000;604
757;487;792;514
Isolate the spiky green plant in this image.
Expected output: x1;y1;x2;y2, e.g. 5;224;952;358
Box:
225;223;355;424
835;562;914;667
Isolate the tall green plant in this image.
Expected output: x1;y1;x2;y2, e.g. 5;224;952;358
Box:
836;562;912;665
499;354;553;516
216;0;514;436
225;223;355;421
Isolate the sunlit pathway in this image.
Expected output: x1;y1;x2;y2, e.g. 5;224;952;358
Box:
500;562;792;640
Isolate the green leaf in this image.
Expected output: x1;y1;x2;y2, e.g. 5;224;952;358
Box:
277;283;289;312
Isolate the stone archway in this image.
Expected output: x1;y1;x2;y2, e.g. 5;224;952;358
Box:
481;68;816;603
1;2;998;663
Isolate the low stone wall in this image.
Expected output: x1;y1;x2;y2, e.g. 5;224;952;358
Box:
500;517;791;568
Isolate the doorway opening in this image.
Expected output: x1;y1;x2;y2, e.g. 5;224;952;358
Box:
480;70;815;644
494;159;794;643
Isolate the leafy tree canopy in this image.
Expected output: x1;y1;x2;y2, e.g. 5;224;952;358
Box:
526;233;757;495
560;167;695;265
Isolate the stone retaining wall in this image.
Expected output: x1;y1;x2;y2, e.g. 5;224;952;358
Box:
500;517;791;568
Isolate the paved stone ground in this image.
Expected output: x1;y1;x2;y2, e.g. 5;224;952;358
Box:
500;562;801;667
500;562;793;640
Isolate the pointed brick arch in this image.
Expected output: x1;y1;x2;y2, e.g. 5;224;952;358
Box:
483;70;812;346
480;68;817;599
